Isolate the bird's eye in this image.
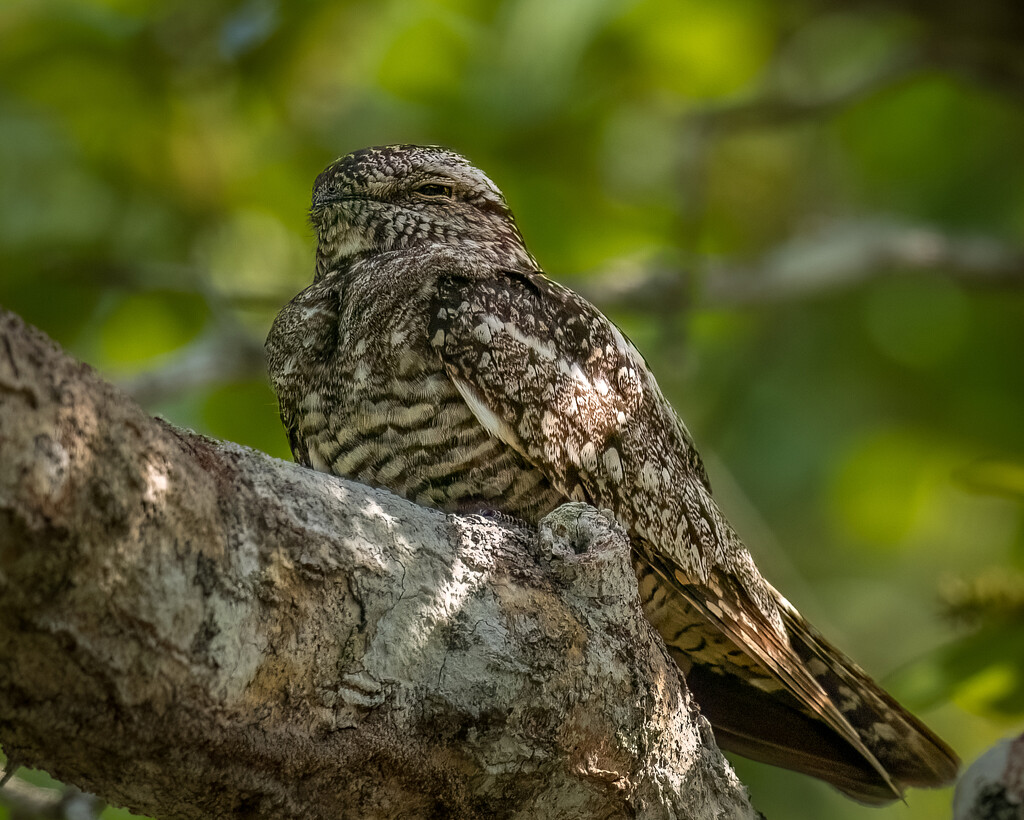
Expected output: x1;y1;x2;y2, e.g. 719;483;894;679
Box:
415;183;453;198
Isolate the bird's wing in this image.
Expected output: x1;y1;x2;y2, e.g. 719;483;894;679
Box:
428;269;896;793
430;270;707;532
265;279;345;470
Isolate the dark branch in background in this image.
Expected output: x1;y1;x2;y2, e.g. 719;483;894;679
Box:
119;327;266;406
0;309;758;820
688;51;926;132
578;218;1024;315
117;269;272;406
116;218;1024;408
860;0;1024;107
662;40;929;289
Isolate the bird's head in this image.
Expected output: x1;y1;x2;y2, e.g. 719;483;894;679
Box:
310;144;536;279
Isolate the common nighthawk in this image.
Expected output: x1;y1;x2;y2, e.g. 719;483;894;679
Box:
265;144;959;804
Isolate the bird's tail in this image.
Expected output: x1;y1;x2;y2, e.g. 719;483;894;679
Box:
636;538;959;803
680;600;960;804
785;602;959;800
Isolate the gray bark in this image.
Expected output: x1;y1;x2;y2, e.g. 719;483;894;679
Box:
0;309;758;820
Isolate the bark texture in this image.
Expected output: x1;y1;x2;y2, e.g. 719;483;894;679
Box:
0;309;757;820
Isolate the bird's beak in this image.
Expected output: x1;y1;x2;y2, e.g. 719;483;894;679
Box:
311;190;343;209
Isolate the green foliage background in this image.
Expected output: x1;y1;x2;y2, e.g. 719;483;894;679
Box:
2;1;1024;817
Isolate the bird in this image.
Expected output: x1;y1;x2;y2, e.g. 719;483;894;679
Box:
265;144;960;805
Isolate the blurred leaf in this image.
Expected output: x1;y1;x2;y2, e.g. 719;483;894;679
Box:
778;11;915;99
100;804;152;820
613;0;773;98
956;459;1024;501
827;430;938;548
0;280;103;349
890;620;1024;718
941;568;1024;626
862;276;969;369
201;379;292;460
376;11;469;102
97;290;209;369
194;209;310;293
836;75;1024;231
8;767;62;789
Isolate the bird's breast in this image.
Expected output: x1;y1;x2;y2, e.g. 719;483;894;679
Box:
297;334;564;522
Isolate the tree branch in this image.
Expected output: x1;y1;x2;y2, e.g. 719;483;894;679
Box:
0;778;101;820
687;50;926;132
103;216;1024;409
118;327;267;407
576;218;1024;314
0;309;758;820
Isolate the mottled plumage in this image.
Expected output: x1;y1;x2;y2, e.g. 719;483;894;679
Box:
266;144;959;804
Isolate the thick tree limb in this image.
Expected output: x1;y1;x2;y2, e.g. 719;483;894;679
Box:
0;310;757;820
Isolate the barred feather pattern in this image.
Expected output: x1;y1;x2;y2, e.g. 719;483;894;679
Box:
265;144;959;805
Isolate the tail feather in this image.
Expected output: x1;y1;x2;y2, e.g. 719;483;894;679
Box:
781;604;961;794
675;605;960;804
638;551;959;803
683;661;907;805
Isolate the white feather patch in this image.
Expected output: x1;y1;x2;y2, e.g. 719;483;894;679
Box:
451;375;522;451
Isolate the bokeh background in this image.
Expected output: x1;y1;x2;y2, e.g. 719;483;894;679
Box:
2;1;1024;818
